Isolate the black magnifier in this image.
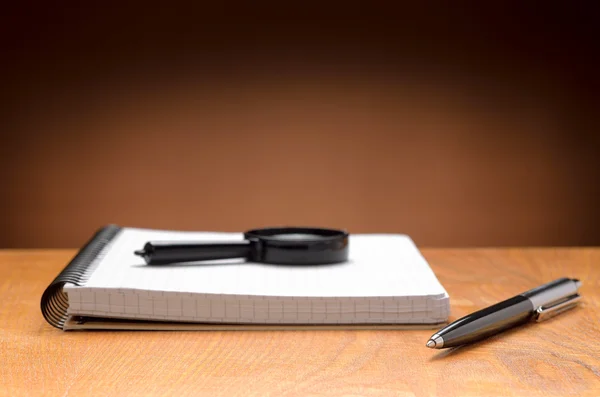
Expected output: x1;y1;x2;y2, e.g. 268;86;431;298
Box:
134;227;349;265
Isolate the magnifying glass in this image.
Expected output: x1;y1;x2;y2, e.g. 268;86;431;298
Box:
134;227;349;265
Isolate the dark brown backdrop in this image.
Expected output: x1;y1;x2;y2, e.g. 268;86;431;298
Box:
2;3;599;248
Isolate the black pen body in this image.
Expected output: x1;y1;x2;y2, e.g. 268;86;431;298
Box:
435;295;535;348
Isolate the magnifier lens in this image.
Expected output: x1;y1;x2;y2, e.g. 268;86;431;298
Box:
274;233;324;240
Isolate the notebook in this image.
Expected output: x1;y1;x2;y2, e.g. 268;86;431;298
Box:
41;225;450;331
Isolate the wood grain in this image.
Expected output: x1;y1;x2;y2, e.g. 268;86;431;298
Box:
1;248;598;396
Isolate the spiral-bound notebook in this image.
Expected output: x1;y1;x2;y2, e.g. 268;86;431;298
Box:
41;225;450;331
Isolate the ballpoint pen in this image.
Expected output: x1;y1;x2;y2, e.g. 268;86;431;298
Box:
426;277;582;349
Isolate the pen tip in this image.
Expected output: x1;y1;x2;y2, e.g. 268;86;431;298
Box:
426;340;436;348
134;249;145;256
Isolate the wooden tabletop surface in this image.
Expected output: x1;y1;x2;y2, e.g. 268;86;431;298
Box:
1;248;598;396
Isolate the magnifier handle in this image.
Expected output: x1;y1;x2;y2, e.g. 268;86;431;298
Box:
134;241;252;265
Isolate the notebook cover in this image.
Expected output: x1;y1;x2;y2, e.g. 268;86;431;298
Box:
63;315;446;331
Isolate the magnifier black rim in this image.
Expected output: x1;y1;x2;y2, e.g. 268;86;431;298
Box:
244;227;348;242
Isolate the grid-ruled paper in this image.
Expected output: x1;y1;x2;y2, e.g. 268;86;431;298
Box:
63;228;450;324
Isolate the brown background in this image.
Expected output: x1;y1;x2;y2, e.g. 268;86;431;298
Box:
2;3;599;248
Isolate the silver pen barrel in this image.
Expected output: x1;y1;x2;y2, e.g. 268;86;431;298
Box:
521;278;581;309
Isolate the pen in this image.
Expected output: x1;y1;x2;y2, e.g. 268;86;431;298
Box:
426;277;582;349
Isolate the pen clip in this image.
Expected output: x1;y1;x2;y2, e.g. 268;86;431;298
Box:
535;293;581;322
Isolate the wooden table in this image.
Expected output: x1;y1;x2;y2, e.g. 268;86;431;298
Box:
1;248;599;396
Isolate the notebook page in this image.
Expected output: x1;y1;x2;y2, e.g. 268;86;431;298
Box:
81;228;447;299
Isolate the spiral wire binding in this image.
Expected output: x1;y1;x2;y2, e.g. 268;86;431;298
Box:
40;224;122;329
